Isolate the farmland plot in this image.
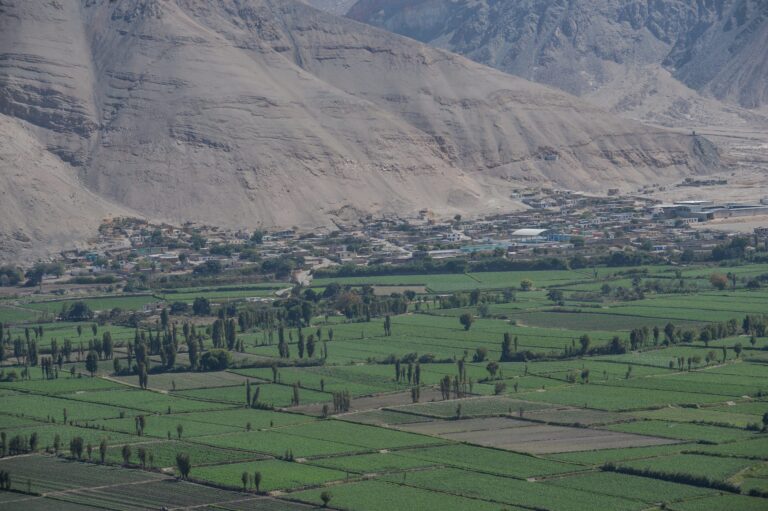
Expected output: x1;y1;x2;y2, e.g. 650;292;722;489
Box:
289;479;514;511
543;471;716;503
193;459;346;491
616;453;759;481
604;420;759;443
430;421;678;454
380;467;642;511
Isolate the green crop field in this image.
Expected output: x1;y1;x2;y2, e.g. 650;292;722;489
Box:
290;479;516;511
380;467;641;511
307;451;438;473
193;459;346;491
604;420;759;443
617;453;760;481
396;444;579;479
544;471;716;504
544;443;695;466
1;261;768;510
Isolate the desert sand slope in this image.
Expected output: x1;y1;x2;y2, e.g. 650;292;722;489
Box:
348;0;768;121
0;115;131;262
0;0;717;256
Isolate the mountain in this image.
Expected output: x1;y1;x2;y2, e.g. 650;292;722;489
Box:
0;115;130;261
0;0;717;259
347;0;768;123
303;0;358;15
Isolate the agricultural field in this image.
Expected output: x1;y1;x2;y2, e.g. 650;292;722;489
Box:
1;261;767;510
615;453;761;481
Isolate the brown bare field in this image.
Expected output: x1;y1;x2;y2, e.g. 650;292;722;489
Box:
428;422;679;454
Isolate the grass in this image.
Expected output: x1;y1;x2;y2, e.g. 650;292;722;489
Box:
195;429;368;458
192;459;346;491
289;479;515;511
544;443;695;466
668;494;768;511
616;453;759;481
632;406;763;428
2;263;768;507
396;444;580;479
22;295;159;314
604;420;759;443
685;436;768;459
62;389;238;414
389;396;554;419
307;451;437;473
380;467;641;511
0;393;135;421
543;471;716;504
176;383;332;408
0;376;124;394
104;439;260;468
0;455;162;493
519;383;729;411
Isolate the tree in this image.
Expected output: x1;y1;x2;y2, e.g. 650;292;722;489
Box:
138;447;147;468
176;453;191;479
486;361;499;379
709;273;728;290
472;347;488;362
121;444;131;465
177;424;183;439
320;491;332;508
70;437;84;460
520;279;533;291
201;349;232;371
762;412;768;432
579;334;591;354
733;342;743;358
500;333;513;361
66;302;94;321
241;471;249;491
459;313;473;331
85;350;98;377
99;439;107;464
135;415;146;436
102;332;113;359
253;471;262;493
192;297;211;316
547;289;564;303
664;322;676;344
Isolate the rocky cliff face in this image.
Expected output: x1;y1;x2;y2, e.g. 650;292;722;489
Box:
348;0;768;119
0;0;718;258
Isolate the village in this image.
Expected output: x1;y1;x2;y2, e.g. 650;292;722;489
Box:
34;187;767;291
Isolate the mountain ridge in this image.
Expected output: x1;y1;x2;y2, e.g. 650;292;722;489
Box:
346;0;768;123
0;0;718;259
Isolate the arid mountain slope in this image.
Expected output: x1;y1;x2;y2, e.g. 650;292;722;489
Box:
0;0;717;257
0;115;131;262
304;0;358;15
348;0;768;123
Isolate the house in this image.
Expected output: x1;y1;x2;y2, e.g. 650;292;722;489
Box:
510;229;549;243
445;231;469;243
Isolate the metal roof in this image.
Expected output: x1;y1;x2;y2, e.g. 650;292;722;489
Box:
511;228;548;236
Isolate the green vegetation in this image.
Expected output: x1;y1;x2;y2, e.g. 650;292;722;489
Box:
1;260;768;510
